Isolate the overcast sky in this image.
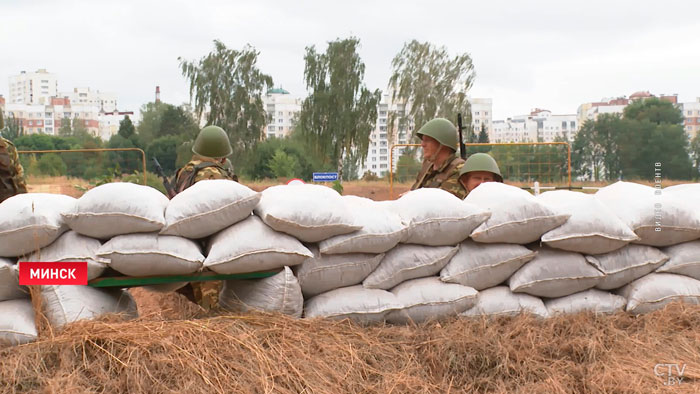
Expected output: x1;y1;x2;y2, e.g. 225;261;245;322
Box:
1;0;699;120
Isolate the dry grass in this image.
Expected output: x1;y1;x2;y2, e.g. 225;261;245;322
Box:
1;295;699;394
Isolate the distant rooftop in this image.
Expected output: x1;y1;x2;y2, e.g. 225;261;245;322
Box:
267;88;290;95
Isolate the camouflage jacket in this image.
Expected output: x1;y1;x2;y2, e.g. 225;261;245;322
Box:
410;154;467;199
174;157;237;195
0;137;28;203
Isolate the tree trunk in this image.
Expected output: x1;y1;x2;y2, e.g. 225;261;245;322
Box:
337;154;344;184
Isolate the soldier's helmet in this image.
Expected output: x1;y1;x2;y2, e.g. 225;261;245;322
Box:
459;153;503;182
416;118;458;151
192;125;233;158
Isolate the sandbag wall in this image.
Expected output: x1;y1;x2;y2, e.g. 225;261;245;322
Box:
2;180;700;347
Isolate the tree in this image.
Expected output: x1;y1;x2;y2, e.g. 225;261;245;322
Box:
159;105;199;140
146;135;180;174
37;153;67;176
136;101;166;145
395;152;422;183
691;133;700;180
72;118;89;138
179;40;273;167
623;97;683;125
58;117;72;136
267;148;301;178
1;113;23;141
296;37;380;181
118;115;136;139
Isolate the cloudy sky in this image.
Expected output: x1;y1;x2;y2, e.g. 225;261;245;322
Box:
1;0;699;120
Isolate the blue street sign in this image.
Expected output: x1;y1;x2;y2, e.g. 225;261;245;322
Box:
312;172;339;182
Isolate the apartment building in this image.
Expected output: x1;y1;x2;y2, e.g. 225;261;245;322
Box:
8;69;58;105
263;88;301;139
681;98;700;140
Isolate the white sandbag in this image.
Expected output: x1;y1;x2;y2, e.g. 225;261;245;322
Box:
508;247;603;298
658;241;700;280
303;285;401;323
254;184;360;242
595;181;700;246
460;286;548;318
440;240;536;290
23;231;106;280
619;273;700;314
386;277;478;324
539;191;639;254
293;246;384;298
466;183;570;244
220;266;303;318
390;188;490;246
161;179;261;239
545;289;627;315
318;196;406;254
40;285;138;329
0;258;26;301
585;245;668;290
0;299;37;346
63;182;169;239
204;215;313;274
96;233;204;276
664;183;700;209
363;244;459;290
0;193;75;256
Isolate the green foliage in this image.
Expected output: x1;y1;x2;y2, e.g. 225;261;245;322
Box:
690;133;700;180
331;180;343;195
146;135;180;175
136;102;166;145
1;114;23;141
37;153;67;176
72;118;89;138
623;98;683;125
395;152;421;183
159;105;199;140
118;115;136;139
361;171;379;181
14;134;57;150
0;110;3;130
267;148;301;178
107;134;141;174
122;171;167;195
58;117;72;136
242;133;330;181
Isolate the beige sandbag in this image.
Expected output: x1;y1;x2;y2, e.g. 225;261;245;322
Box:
220;267;303;318
508;247;603;298
161;179;261;239
466;182;570;244
0;258;26;301
539;191;639;254
460;286;548;318
440;240;536;290
545;289;627;315
293;246;384;298
204;215;313;274
618;273;700;314
0;299;37;346
585;245;668;290
658;240;700;280
24;231;106;280
386;277;478;324
63;182;169;239
319;196;406;254
363;244;459;290
0;193;75;256
97;233;204;276
303;285;401;324
254;184;360;242
40;285;138;329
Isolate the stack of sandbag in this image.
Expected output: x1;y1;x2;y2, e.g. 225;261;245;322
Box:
0;257;36;346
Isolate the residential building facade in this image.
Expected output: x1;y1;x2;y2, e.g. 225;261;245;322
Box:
681;98;700;140
262;88;302;139
8;69;58;105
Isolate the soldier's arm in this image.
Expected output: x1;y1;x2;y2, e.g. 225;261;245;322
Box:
10;144;27;193
193;167;229;183
439;167;468;200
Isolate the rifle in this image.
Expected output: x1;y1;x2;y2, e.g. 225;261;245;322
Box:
152;157;176;198
457;113;467;160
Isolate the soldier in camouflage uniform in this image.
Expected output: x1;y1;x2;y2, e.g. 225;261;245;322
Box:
457;152;503;197
409;118;467;199
174;125;237;309
0;136;28;203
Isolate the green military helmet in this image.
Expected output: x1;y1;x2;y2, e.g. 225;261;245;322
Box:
192;125;233;158
459;153;503;182
416;118;458;151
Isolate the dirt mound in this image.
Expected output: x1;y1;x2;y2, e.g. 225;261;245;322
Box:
2;301;698;393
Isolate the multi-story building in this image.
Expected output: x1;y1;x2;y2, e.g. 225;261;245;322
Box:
470;98;493;137
681;98;700;140
491;109;578;143
262;88;302;139
59;87;118;112
8;69;59;105
577;91;679;126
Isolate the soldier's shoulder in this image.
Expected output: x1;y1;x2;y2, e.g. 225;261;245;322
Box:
0;137;14;148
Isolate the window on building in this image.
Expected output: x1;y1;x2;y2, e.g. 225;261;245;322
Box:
380;164;387;169
380;141;387;146
45;112;52;118
37;128;42;133
688;111;693;116
268;133;276;138
268;126;275;131
46;120;53;126
562;121;567;129
379;126;387;131
278;111;283;116
28;120;33;126
380;111;387;116
278;119;283;123
485;111;489;115
380;118;386;124
570;121;575;129
372;157;377;162
380;156;387;161
475;111;480;115
46;127;53;133
372;164;377;169
380;148;387;154
372;142;377;147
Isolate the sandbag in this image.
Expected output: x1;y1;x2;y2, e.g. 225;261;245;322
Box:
0;193;75;257
0;258;26;301
293;246;384;298
254;184;360;242
460;286;548;318
595;181;700;246
440;240;536;291
363;244;459;290
618;273;700;314
97;233;204;276
0;299;37;346
63;182;169;239
40;285;138;329
508;247;603;298
657;240;700;280
303;285;401;324
161;179;261;239
466;183;569;244
390;188;490;246
585;245;668;290
23;231;106;280
539;191;639;254
204;215;313;274
220;266;303;318
386;277;478;324
664;183;700;209
318;196;406;254
545;289;627;315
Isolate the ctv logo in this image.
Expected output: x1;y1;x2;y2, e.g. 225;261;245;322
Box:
18;262;88;285
654;363;686;386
